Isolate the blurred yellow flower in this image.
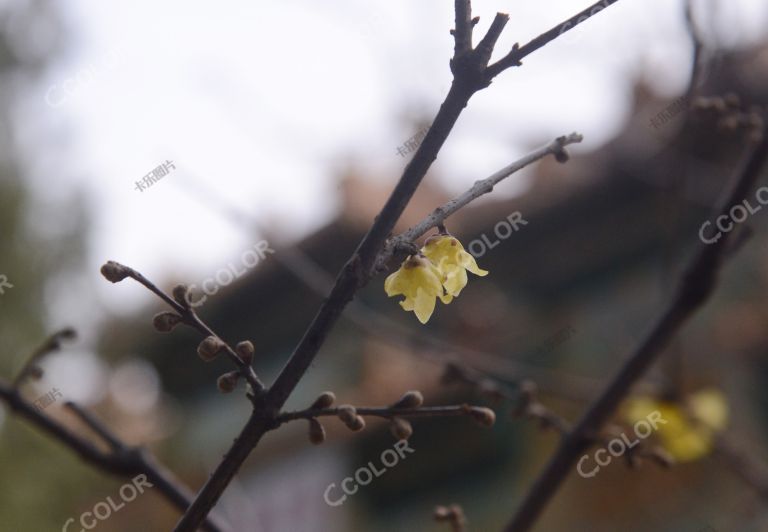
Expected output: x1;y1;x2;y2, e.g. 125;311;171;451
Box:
622;388;728;462
384;255;446;324
422;235;488;303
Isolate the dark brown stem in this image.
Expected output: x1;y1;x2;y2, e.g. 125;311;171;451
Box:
0;381;227;532
277;404;485;423
503;126;768;532
119;266;265;396
171;2;629;529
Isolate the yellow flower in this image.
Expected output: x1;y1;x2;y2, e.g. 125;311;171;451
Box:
622;388;728;462
384;255;445;324
422;235;488;302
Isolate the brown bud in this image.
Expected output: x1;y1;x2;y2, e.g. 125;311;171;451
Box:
235;341;255;365
153;312;181;333
217;371;239;393
308;418;326;445
466;406;496;427
100;261;130;283
311;391;336;409
337;405;357;425
198;336;225;362
434;504;466;527
390;417;413;440
346;415;366;432
172;284;190;306
554;147;570;163
391;390;423;409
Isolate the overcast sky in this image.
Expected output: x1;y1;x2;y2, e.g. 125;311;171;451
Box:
15;0;768;323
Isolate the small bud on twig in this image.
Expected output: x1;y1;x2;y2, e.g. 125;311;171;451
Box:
172;284;190;307
235;341;255;365
217;371;240;393
337;404;357;424
434;504;467;531
390;417;413;440
100;261;130;283
308;418;326;445
198;336;225;362
311;391;336;409
337;405;365;431
347;415;366;432
465;406;496;427
391;390;424;409
153;312;182;333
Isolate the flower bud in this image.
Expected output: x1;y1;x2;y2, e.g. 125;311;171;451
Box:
390;417;413;440
308;418;326;445
172;284;190;306
311;391;336;409
391;390;423;409
346;415;366;432
554;146;570;163
235;341;255;365
337;404;356;424
198;336;225;362
100;261;130;283
466;406;496;427
217;371;239;393
153;312;181;332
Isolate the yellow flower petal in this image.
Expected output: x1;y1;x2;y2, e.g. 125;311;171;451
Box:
413;287;437;324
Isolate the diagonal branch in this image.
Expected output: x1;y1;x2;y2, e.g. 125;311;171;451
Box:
0;380;227;532
503;124;768;532
486;0;623;80
170;2;628;530
376;133;582;271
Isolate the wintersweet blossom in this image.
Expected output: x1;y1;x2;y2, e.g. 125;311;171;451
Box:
622;388;728;462
422;235;488;303
384;255;446;324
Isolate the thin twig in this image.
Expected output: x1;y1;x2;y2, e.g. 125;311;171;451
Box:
277;404;487;423
503;124;768;532
12;328;75;388
376;133;583;271
103;263;265;397
0;380;228;532
170;3;627;529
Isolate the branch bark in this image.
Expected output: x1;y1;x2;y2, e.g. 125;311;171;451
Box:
503;125;768;532
171;2;628;529
0;382;227;532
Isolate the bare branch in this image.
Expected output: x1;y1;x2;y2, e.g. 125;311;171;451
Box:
169;1;627;528
100;262;265;396
0;380;227;532
503;122;768;532
486;0;623;80
377;133;583;270
12;328;76;388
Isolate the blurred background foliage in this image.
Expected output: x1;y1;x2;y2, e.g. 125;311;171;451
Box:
1;1;768;531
